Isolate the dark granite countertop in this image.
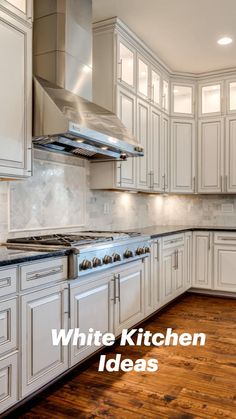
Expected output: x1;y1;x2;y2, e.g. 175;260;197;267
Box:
0;246;70;267
133;225;236;239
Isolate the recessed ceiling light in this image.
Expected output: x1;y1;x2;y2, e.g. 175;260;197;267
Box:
217;37;233;45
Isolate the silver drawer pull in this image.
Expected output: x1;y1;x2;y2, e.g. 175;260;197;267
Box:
27;267;62;281
219;237;236;241
0;277;11;288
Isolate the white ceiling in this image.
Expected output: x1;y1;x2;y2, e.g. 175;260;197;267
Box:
92;0;236;74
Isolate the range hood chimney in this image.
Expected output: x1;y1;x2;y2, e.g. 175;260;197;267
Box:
33;0;144;160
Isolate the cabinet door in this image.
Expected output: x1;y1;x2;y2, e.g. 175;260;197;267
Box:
175;246;185;295
192;232;212;289
214;245;236;292
185;232;192;290
116;86;136;189
1;0;33;22
227;80;236;114
0;298;17;357
0;352;18;414
114;261;145;336
171;119;195;193
198;119;224;193
137;55;149;98
199;82;223;116
70;274;114;366
162;248;175;303
149;107;162;191
144;251;153;317
21;284;68;397
0;9;32;178
161;114;170;192
117;37;135;89
137;99;149;190
152;240;162;310
225;116;236;192
150;68;161;108
172;84;194;117
162;79;169;113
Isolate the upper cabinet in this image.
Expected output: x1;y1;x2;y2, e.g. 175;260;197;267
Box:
137;55;149;98
199;81;223;117
0;0;33;22
171;83;195;117
150;67;161;107
226;80;236;114
117;37;136;90
162;78;169;113
0;5;32;179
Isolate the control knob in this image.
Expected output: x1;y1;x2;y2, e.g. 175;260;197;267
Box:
124;249;133;259
80;259;92;270
144;246;151;253
103;255;113;264
92;257;102;268
113;253;121;262
136;247;145;256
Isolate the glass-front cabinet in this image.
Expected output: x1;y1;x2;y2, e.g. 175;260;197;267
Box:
199;82;222;116
117;38;136;89
172;84;194;116
150;67;161;107
162;78;169;113
137;56;149;98
227;80;236;113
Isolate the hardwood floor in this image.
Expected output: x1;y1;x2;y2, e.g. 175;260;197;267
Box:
8;294;236;419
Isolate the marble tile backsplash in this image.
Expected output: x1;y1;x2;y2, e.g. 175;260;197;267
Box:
0;150;236;241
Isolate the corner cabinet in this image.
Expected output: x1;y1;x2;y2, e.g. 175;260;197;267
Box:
0;4;32;179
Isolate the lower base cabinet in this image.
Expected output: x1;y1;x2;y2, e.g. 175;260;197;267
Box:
192;231;212;289
70;273;114;366
114;261;145;336
213;232;236;292
0;352;18;414
162;244;185;304
21;284;69;397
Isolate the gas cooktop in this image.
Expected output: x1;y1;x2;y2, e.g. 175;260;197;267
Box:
7;231;141;247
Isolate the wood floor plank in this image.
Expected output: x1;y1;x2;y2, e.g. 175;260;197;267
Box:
7;294;236;419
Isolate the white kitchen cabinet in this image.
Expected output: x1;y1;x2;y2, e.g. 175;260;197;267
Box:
146;239;162;316
117;37;136;90
162;78;169;113
198;118;224;193
161;114;170;192
0;0;33;22
90;86;137;190
225;116;236;192
185;232;192;289
227;80;236;113
137;55;149;98
171;119;196;193
171;83;194;116
150;67;161;108
199;82;223;116
137;98;149;190
0;298;17;356
21;284;69;397
161;235;185;304
0;352;18;414
149;107;162;191
70;273;114;366
114;260;145;336
0;7;32;179
214;244;236;292
192;231;212;289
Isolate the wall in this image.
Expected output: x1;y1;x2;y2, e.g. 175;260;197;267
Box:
0;153;236;242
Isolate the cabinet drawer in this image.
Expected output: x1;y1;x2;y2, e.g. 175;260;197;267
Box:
0;352;18;414
0;298;17;357
20;257;68;290
0;267;17;297
162;234;185;249
214;232;236;245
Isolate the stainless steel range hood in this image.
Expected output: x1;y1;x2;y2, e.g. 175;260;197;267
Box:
33;0;143;161
33;77;144;160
